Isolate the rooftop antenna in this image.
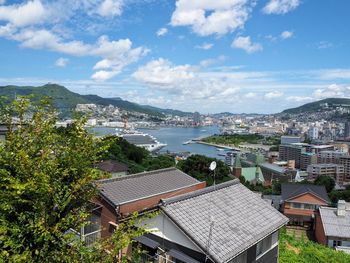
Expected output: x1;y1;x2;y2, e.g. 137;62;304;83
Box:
206;161;217;262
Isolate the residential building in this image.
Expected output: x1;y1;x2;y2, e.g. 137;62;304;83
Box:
279;144;306;169
281;183;330;227
339;156;350;183
95;160;129;177
300;152;317;171
94;168;206;239
318;150;348;164
345;122;350;138
280;136;301;145
308;126;319;140
315;200;350;254
139;180;289;263
307;164;345;185
260;163;297;186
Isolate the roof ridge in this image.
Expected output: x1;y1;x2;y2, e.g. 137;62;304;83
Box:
97;167;177;184
161;179;240;206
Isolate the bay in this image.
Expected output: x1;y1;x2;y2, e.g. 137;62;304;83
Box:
89;126;225;160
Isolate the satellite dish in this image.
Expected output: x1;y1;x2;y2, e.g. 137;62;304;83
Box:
209;161;217;171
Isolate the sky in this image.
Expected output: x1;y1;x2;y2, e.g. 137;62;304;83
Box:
0;0;350;114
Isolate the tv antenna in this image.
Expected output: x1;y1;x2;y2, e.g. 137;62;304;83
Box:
206;161;217;262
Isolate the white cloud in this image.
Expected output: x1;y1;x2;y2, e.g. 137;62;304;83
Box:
317;41;333;49
170;0;255;36
0;26;148;81
313;84;349;99
316;69;350;80
156;27;168;36
231;36;262;54
97;0;123;17
244;92;257;98
286;96;313;102
0;0;47;27
195;42;213;50
133;58;194;86
55;57;69;67
265;91;283;99
199;55;226;67
0;0;6;5
280;30;293;39
263;0;300;15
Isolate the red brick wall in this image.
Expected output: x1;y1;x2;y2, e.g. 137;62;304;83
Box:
315;211;327;245
291;193;328;205
93;197;118;239
119;182;206;216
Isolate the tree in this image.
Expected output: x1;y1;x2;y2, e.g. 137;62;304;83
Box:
177;155;231;186
314;176;335;193
0;98;145;262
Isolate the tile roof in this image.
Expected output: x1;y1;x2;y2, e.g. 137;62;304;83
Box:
95;160;128;173
97;167;202;206
161;180;288;263
319;206;350;239
281;183;330;203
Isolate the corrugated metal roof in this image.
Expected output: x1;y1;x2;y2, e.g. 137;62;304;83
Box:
319;206;350;239
97;167;202;206
161;180;288;263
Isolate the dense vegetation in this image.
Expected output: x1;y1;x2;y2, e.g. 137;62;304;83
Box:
177;155;231;186
99;135;175;174
0;84;166;118
279;228;350;263
0;98;147;262
203;134;280;147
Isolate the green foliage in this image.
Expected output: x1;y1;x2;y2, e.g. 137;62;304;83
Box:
329;189;350;203
177;155;231;186
314;176;335;193
279;227;350;263
99;135;174;174
0;98;148;262
282;98;350;114
0;84;165;118
203;134;264;146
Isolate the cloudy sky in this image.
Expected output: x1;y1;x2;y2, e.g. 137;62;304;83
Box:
0;0;350;113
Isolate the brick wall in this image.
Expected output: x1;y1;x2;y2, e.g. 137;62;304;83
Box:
119;182;206;216
315;211;327;245
93;197;118;239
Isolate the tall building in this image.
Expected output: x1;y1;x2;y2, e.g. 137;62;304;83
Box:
193;111;201;126
308;126;319;140
339;156;350;183
318;150;348;164
300;152;317;171
345;122;350;138
280;136;301;145
279;144;306;169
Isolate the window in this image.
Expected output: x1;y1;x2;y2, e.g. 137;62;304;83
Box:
333;240;342;247
256;235;272;258
291;203;302;209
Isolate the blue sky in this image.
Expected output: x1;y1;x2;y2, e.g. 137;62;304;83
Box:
0;0;350;113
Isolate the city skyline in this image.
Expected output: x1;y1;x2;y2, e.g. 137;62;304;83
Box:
0;0;350;113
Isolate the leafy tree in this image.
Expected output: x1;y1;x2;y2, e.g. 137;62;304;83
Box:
314;176;335;193
177;155;231;186
0;98;146;262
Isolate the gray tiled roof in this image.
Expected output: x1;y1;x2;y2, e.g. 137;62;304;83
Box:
161;180;288;263
281;183;330;203
260;162;285;173
97;167;201;206
319;206;350;239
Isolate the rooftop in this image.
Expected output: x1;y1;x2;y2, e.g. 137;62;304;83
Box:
97;167;202;206
319;205;350;239
161;180;288;263
260;162;286;174
95;160;128;173
281;183;330;203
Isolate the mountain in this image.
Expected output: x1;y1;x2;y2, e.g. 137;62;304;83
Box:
282;98;350;114
0;84;189;118
140;105;193;117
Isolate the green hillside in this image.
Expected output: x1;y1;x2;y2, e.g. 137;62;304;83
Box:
0;84;167;118
282;98;350;114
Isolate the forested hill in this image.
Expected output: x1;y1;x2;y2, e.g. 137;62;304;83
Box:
282;98;350;114
0;84;190;118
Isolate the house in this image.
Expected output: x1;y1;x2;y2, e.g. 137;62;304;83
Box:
95;160;129;177
139;180;289;263
281;183;330;227
315;200;350;254
94;167;206;239
259;163;297;186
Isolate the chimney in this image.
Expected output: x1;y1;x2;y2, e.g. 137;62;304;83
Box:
337;200;346;217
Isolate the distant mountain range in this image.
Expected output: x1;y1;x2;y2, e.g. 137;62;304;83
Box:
281;98;350;114
0;84;192;118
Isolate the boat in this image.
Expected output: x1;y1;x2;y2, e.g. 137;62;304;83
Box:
182;140;193;145
216;148;225;151
115;128;167;153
